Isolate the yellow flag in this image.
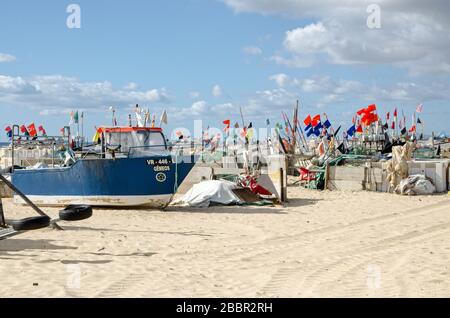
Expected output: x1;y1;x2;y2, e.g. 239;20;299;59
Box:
246;128;254;139
92;131;100;143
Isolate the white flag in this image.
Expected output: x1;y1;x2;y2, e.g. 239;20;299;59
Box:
135;111;144;127
416;103;423;113
160;110;168;125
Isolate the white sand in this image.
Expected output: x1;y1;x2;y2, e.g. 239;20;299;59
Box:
0;188;449;298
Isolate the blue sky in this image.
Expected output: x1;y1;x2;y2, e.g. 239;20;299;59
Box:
1;0;450;140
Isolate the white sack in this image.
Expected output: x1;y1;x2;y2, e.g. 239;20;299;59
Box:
396;174;436;195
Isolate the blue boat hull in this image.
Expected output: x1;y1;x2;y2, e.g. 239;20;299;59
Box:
11;155;197;207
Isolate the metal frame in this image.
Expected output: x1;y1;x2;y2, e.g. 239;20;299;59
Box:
9;124;71;172
0;173;62;233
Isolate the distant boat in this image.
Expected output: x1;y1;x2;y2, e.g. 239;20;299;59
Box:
10;126;197;208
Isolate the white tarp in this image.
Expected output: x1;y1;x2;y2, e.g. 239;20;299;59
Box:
396;174;436;195
173;180;242;207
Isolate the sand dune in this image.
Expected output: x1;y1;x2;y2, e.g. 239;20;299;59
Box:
0;188;449;297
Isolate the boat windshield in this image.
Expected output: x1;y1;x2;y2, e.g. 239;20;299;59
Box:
106;130;167;157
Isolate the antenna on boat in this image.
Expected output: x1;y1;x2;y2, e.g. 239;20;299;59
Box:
109;106;116;127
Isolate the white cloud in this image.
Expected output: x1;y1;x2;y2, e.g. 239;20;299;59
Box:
284;23;330;53
270;55;313;68
190;100;208;115
212;84;222;97
294;76;362;95
213;102;235;114
0;53;16;63
223;0;450;74
0;74;172;114
189;91;200;99
0;75;39;94
246;88;297;116
242;46;263;55
269;73;289;87
124;82;138;90
175;100;242;119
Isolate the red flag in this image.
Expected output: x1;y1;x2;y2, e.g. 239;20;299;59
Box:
27;123;37;137
223;119;231;133
361;115;370;126
304;115;312;126
391;121;395;130
5;126;11;132
386;112;390;121
356;125;363;133
361;113;378;126
20;125;27;133
38;126;47;136
409;125;416;133
312;114;321;127
356;108;366;116
366;104;377;112
393;108;398;118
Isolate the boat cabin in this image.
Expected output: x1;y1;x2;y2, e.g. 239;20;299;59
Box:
98;126;168;158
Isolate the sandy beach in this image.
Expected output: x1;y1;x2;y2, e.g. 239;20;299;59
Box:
0;188;449;298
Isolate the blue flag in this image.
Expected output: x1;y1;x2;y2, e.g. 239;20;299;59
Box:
347;125;356;137
313;126;321;137
324;120;332;129
304;124;312;131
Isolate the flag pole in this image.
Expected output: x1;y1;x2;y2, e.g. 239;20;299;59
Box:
239;106;250;173
77;110;80;146
421;121;424;140
291;102;298;151
239;106;246;129
296;100;309;153
81;111;84;147
239;106;248;146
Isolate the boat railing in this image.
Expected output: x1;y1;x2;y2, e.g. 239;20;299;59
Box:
7;125;72;172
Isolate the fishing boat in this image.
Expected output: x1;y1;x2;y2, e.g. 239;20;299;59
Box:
8;125;197;208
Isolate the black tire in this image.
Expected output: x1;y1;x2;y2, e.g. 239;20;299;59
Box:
59;205;93;221
11;216;51;231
